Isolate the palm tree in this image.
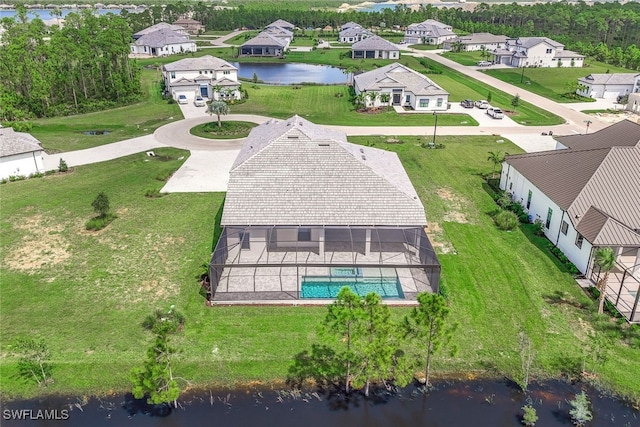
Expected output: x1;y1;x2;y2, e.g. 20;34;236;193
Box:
487;151;508;178
207;100;229;128
594;247;616;315
353;93;366;110
365;91;378;108
379;93;390;111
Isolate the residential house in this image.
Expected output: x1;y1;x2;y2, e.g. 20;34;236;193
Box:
403;19;455;45
443;32;507;52
262;25;294;46
266;19;295;32
493;37;584;68
240;32;290;57
0;127;45;180
500;120;640;323
576;73;640;99
209;116;440;301
353;62;449;111
173;18;205;35
130;27;196;57
338;23;373;43
162;55;241;101
132;22;188;40
626;93;640;114
351;35;399;60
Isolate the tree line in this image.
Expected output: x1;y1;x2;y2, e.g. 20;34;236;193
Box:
0;6;142;120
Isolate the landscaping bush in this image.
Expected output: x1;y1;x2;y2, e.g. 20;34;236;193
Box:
58;158;68;173
85;213;117;231
494;210;519;230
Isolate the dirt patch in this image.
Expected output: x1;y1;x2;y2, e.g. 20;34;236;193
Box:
4;214;71;272
425;223;456;255
591;111;639;124
437;187;471;224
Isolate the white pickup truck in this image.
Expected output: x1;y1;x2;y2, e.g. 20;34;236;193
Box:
487;107;504;119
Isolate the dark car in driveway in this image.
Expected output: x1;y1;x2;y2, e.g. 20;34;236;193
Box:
460;99;474;108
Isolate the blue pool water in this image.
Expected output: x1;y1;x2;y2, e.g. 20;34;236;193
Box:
301;277;404;299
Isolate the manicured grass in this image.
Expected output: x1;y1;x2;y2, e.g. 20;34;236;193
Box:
409;44;441;51
441;50;487;66
190;121;257;139
232;84;477;126
1;137;639;402
30;69;182;154
225;31;259;45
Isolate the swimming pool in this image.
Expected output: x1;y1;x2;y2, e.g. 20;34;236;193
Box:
301;277;404;299
330;267;362;277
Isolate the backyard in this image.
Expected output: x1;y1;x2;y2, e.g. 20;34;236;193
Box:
1;137;638;401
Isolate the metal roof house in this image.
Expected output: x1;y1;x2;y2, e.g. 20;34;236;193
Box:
162;55;241;102
0;127;45;180
351;35;399;60
500;120;640;322
353;62;449;111
209;116;440;302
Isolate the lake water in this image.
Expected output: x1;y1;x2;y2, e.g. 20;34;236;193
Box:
2;379;637;426
231;62;347;85
0;9;139;21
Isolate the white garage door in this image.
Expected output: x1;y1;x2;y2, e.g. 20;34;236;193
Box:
173;89;196;101
602;91;619;99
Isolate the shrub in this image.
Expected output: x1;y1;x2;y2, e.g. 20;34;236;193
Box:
10;121;33;132
521;404;538;426
569;391;592;426
58;158;68;173
85;213;117;231
91;192;110;217
145;189;164;198
496;191;513;209
495;210;519;231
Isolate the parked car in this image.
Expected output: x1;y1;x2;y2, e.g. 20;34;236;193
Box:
194;96;206;107
475;100;490;109
477;60;492;67
487;107;504;119
177;94;188;104
460;99;474;108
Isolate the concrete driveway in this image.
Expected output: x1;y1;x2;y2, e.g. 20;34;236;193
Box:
161;149;240;193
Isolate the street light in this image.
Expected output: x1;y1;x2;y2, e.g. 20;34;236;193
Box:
584;120;592;134
432;111;438;147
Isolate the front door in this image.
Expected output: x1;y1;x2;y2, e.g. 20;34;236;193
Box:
392;93;401;105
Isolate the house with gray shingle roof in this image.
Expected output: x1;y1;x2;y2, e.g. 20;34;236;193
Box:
132;22;188;40
267;19;295;31
162;55;241;101
130;27;196;57
442;32;507;52
493;36;584;68
404;19;455;45
0;127;45;179
339;23;373;44
172;17;204;35
576;73;640;99
353;63;449;111
208;116;441;302
352;35;399;60
500;120;640;323
240;32;289;57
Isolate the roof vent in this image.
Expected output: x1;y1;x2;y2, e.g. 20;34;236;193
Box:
288;135;299;139
362;155;366;160
359;148;364;153
318;143;330;147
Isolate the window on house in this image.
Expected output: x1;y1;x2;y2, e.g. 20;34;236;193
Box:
546;48;552;54
298;228;311;242
170;72;176;79
437;98;443;107
561;221;568;235
223;70;230;75
419;98;429;108
545;208;553;229
238;231;250;249
575;233;583;249
526;190;532;209
405;94;411;104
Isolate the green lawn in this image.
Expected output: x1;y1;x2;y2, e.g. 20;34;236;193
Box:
1;137;638;401
232;84;477;126
441;50;487;66
30;69;182;153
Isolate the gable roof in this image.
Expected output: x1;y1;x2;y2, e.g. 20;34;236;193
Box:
554;119;640;150
407;19;450;30
268;19;294;29
163;55;237;72
241;32;287;48
341;21;361;30
134;28;191;48
173;18;202;25
578;73;640;86
223;116;426;226
452;32;507;45
133;22;185;38
263;25;294;38
340;26;372;38
0;127;43;157
354;62;448;96
576;206;640;246
516;37;563;49
352;35;398;51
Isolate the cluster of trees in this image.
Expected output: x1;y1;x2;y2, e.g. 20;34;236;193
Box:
288;288;456;396
0;7;142;120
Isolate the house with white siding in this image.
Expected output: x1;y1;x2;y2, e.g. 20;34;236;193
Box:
208;116;440;302
0;127;45;179
338;23;373;43
493;37;584;68
576;73;640;99
351;35;399;60
442;32;507;52
403;19;455;45
353;62;449;111
130;26;196;57
162;55;241;102
500;120;640;322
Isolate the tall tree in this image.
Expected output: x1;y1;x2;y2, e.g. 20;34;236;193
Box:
487;150;508;178
594;247;616;315
403;292;455;387
208;101;230;128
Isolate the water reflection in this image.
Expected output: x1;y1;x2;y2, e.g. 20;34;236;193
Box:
231;62;347;85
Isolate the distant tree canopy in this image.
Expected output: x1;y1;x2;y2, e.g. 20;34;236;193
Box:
0;6;142;120
122;1;640;70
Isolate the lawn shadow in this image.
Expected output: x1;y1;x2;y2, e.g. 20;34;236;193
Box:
543;290;590;310
210;196;225;252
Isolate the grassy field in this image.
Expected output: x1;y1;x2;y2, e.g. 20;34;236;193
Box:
1;137;638;401
30;69;182;153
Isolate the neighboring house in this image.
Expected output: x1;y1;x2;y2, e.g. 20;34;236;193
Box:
353;62;449;111
338;23;373;43
500;120;640;323
132;22;188;40
352;35;399;60
0;127;45;179
576;73;640;99
173;18;205;35
626;93;640;114
442;32;507;52
130;27;196;56
262;25;294;45
267;19;295;32
209;115;441;302
240;32;289;57
493;37;584;68
341;21;361;31
162;55;241;101
403;19;455;45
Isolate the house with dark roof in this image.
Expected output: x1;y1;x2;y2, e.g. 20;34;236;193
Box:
442;32;507;52
130;26;196;57
339;23;373;44
500;120;640;322
353;63;449;111
351;35;399;60
576;73;640;99
493;37;584;68
0;127;45;179
162;55;241;102
403;19;455;45
208;116;440;302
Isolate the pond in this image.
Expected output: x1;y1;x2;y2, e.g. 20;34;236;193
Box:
0;9;140;21
231;62;347;85
2;379;637;426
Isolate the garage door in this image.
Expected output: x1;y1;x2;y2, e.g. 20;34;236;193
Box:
602;91;619;99
173;89;195;101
